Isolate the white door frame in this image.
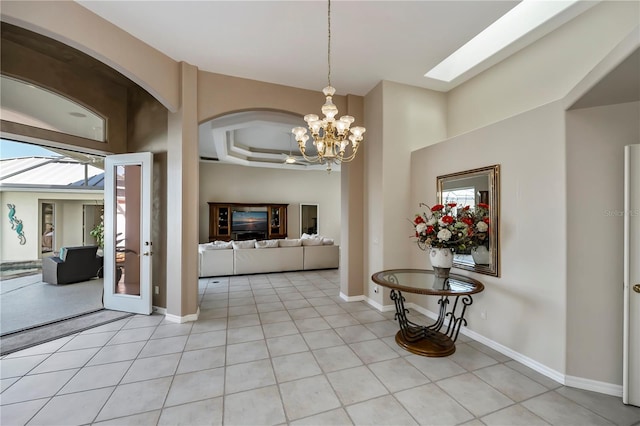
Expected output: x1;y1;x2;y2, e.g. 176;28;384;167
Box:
623;144;639;406
103;152;153;315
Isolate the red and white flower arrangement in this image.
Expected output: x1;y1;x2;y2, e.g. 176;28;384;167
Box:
412;203;471;250
459;202;490;248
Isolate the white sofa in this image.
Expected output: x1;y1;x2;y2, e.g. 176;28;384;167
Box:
198;238;339;277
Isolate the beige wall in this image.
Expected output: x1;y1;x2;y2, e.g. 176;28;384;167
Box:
128;83;169;309
364;81;448;305
199;163;341;245
411;101;569;374
166;62;200;319
566;101;640;385
418;0;639;388
447;1;639;137
364;82;384;302
197;72;354;126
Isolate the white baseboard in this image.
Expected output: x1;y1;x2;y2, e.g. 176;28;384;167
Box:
340;292;395;313
364;296;396;312
457;321;566;385
152;306;167;315
340;292;365;302
565;375;623;397
362;299;623;397
164;307;200;323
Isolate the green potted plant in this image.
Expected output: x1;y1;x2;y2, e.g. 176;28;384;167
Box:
90;217;104;252
89;217;124;282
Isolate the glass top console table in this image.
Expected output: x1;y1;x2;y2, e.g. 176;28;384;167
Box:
371;269;484;357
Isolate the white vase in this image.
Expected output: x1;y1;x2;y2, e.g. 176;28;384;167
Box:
471;245;490;265
429;247;454;268
429;247;453;278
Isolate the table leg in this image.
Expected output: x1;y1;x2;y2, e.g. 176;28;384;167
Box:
389;289;474;357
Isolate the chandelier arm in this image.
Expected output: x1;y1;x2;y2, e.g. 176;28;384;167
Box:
339;153;359;163
299;151;323;164
336;146;360;163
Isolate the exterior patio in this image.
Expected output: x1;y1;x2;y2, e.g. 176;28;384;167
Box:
0;271;103;336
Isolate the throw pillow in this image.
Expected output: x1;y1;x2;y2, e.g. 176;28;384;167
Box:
209;241;233;250
278;239;302;247
59;247;68;261
302;238;323;246
322;238;334;245
255;240;278;249
232;239;257;249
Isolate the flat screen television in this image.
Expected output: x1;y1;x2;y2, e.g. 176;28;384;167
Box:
231;210;268;233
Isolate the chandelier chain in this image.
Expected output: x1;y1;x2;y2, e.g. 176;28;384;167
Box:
327;0;331;87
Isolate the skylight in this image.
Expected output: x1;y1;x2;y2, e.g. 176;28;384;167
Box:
425;0;585;83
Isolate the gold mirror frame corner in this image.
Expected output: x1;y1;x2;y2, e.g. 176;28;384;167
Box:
437;164;500;277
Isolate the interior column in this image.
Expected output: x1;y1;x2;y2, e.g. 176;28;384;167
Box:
165;61;199;321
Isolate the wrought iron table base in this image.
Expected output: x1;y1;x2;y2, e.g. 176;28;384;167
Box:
390;288;473;357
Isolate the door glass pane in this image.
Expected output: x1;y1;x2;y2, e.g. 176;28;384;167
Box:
115;164;141;296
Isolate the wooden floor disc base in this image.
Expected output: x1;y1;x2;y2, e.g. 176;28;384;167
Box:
395;330;455;357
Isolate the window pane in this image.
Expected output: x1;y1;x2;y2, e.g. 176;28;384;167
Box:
0;75;105;142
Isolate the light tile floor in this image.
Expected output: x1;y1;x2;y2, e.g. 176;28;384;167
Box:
2;270;639;425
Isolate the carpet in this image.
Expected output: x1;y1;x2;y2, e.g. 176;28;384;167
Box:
0;309;134;356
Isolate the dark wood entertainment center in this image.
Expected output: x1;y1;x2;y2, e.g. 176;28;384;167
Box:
208;202;288;241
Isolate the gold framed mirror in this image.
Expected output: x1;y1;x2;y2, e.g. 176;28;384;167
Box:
437;164;500;277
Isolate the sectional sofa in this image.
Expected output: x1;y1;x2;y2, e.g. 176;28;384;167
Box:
198;237;339;277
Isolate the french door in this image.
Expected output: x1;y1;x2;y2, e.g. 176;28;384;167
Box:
103;152;153;315
623;144;639;406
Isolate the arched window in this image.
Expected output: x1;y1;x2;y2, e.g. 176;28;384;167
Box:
1;75;105;142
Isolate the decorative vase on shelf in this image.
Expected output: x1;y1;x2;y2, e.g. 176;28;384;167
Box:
429;247;453;279
471;245;490;265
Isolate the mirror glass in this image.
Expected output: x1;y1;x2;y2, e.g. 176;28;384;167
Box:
300;204;318;235
437;165;500;277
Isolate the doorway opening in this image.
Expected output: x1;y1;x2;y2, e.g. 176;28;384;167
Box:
0;138;106;337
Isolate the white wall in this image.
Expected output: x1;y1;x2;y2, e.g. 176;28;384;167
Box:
199;162;341;245
0;190;103;261
447;1;639;138
1;192;37;261
411;101;568;374
566;101;640;386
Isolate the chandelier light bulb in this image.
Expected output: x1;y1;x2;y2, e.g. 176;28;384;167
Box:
309;121;322;135
292;127;306;136
335;120;348;135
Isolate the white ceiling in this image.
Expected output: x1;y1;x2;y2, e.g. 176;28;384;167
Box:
77;1;528;96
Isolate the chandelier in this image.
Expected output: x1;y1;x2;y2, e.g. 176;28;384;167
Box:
292;0;365;172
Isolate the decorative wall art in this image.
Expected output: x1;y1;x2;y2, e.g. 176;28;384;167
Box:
7;203;26;245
